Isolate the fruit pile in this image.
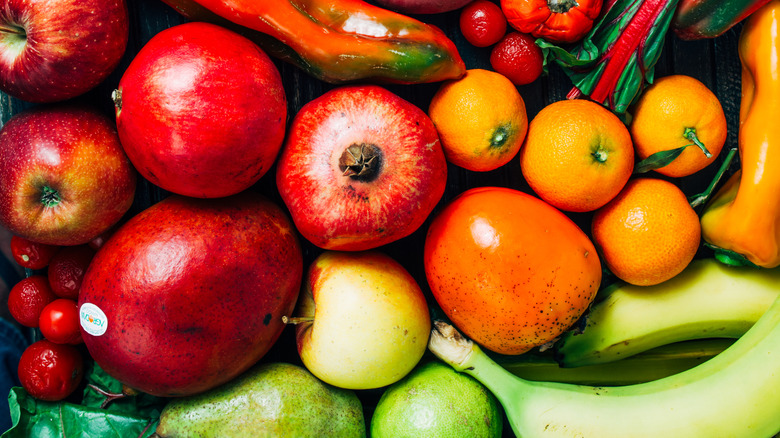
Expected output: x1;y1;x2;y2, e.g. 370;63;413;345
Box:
0;0;778;437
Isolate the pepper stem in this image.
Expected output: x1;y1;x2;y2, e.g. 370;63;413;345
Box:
547;0;579;13
683;127;711;158
688;147;738;209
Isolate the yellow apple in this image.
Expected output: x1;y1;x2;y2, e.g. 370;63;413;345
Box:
289;251;431;390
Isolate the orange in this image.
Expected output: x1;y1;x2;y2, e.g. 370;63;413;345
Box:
428;69;528;172
630;74;727;178
424;186;601;355
592;178;701;286
519;99;634;213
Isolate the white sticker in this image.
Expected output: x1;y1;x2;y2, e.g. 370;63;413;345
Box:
80;303;108;336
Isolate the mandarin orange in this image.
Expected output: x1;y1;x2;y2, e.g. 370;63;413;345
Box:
519;99;634;212
428;69;528;172
630;74;727;178
592;178;701;286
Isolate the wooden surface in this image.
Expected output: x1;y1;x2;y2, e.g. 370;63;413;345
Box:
0;0;745;433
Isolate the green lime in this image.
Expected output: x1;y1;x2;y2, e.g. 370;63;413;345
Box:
370;360;503;437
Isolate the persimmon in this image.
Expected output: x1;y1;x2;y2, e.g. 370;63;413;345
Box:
423;186;602;355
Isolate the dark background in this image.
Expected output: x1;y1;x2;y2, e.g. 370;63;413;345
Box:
0;0;745;434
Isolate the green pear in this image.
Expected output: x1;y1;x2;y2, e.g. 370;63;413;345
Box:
154;362;366;438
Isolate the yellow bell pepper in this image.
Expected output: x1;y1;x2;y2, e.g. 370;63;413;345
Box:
700;0;780;268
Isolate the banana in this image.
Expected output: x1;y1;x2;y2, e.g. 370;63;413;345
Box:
428;291;780;437
554;258;780;367
495;338;733;386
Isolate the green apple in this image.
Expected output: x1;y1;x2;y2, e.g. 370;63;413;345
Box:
288;251;431;390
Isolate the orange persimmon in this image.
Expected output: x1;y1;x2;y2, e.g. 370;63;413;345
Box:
423;186;602;355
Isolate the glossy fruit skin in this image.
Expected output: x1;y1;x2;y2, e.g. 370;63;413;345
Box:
489;32;544;86
39;298;82;345
0;0;129;103
47;245;95;300
424;186;601;355
0;104;137;246
115;22;287;198
631;74;727;177
78;192;303;397
519;99;634;213
460;0;508;47
18;339;84;401
276;85;447;251
371;360;503;438
293;251;431;390
428;69;528;172
7;275;57;328
592;178;701;286
10;236;60;270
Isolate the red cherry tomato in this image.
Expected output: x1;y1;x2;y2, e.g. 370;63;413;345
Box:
460;0;507;47
39;298;83;345
10;236;61;270
47;245;95;300
490;31;544;86
7;275;58;328
18;339;84;401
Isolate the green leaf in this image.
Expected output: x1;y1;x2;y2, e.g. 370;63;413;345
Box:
2;361;167;438
633;145;689;173
81;362;166;419
2;387;158;438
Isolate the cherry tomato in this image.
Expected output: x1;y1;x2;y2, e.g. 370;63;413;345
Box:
490;31;544;86
7;275;58;328
47;245;95;300
39;298;83;345
10;236;61;270
18;339;84;401
459;0;507;47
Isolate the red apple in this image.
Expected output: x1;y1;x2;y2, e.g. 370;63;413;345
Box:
0;104;137;246
276;85;447;251
113;21;287;199
78;192;303;397
0;0;128;103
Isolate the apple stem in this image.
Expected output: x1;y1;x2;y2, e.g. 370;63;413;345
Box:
282;316;314;325
0;23;24;36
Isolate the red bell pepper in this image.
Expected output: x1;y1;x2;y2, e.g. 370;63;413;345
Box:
501;0;604;44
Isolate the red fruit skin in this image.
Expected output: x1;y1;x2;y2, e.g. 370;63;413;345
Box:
47;245;95;300
115;22;287;199
490;32;544;86
276;85;447;251
18;339;84;401
460;0;508;47
0;0;129;103
10;235;60;270
78;192;303;397
0;104;137;246
7;275;58;327
39;298;83;345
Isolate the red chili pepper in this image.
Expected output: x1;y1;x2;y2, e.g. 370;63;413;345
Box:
501;0;604;44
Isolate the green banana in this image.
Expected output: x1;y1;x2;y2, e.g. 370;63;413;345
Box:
555;258;780;367
495;338;733;386
429;291;780;437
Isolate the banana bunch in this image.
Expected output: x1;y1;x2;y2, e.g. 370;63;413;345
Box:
555;258;780;367
429;258;780;437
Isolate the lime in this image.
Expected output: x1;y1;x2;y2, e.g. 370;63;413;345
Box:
370;360;503;437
